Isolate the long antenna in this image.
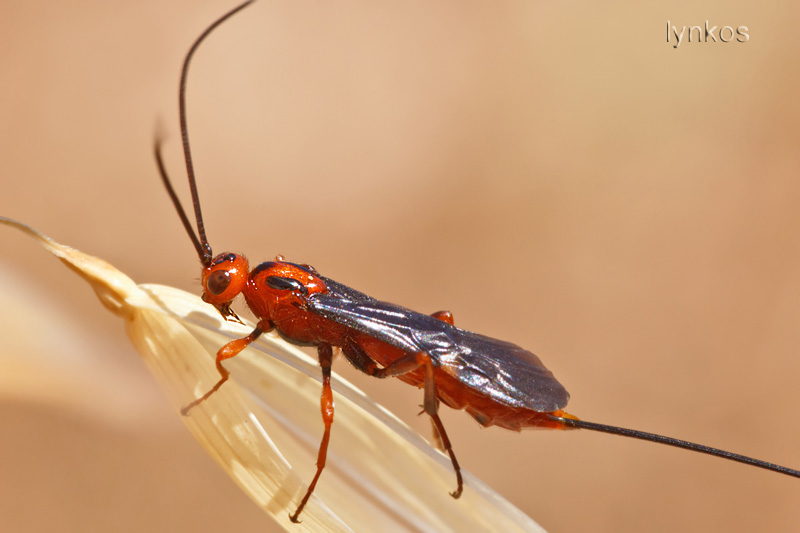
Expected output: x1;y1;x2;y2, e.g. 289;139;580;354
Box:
158;0;256;266
552;415;800;478
155;135;207;262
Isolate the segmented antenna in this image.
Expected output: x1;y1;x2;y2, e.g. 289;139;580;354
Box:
155;0;256;266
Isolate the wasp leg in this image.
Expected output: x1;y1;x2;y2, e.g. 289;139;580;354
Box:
181;320;269;415
341;340;463;499
290;343;335;523
425;401;446;452
417;353;463;498
428;310;454;451
340;337;379;375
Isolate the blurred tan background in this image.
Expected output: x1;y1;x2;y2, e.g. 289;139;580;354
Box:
2;1;800;531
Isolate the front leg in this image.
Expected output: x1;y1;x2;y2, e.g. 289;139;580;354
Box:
181;319;270;415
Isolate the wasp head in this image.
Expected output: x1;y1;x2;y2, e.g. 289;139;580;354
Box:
201;252;250;321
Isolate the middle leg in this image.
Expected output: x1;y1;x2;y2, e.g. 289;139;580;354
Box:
290;343;335;523
342;340;464;498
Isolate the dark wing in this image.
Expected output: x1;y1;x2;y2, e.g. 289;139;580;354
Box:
308;277;569;412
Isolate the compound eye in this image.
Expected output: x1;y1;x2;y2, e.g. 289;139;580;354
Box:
207;269;232;296
266;275;309;296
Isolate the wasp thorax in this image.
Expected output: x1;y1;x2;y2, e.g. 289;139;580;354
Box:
201;252;249;305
